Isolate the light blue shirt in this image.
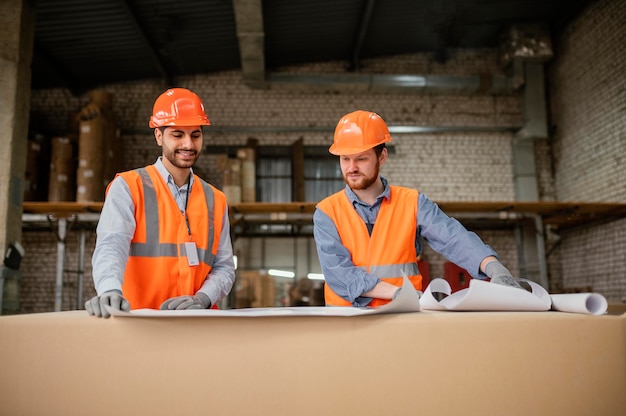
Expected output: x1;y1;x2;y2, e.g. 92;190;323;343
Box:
92;157;235;306
313;177;496;307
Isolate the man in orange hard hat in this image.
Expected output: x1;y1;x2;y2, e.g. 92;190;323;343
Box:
314;110;521;307
86;88;235;317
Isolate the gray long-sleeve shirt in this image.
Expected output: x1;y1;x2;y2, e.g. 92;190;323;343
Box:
92;157;235;306
313;177;496;307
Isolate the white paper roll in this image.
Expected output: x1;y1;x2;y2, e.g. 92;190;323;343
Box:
550;293;608;315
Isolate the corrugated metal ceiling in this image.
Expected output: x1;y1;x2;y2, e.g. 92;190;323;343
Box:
31;0;592;92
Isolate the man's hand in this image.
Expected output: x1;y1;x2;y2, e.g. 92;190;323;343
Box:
85;290;130;318
160;293;211;310
392;287;402;300
484;261;524;290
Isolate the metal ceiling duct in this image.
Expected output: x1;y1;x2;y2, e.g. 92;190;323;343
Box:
266;73;517;95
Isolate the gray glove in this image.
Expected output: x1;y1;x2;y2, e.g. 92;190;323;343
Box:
85;290;130;319
160;293;211;310
484;261;524;290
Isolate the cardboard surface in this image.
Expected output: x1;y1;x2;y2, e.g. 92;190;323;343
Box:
1;310;625;416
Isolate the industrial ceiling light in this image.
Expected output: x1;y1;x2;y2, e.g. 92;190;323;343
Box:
268;269;295;278
307;273;325;280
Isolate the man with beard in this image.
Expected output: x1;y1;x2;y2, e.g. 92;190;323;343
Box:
86;88;235;317
313;110;521;307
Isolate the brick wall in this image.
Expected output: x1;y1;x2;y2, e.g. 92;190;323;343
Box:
23;48;528;312
29;20;625;311
19;228;96;313
549;0;625;202
548;0;626;301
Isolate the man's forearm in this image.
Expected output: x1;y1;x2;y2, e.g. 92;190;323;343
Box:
479;255;499;274
362;281;400;300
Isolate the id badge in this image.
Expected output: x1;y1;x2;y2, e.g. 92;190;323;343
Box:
185;241;199;266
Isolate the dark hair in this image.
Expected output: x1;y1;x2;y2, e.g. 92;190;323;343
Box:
157;126;204;133
373;143;386;157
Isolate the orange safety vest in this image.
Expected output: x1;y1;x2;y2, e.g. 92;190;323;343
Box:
317;186;422;307
114;165;226;309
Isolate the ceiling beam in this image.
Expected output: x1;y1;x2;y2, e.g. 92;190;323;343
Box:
349;0;377;71
115;0;173;86
233;0;267;88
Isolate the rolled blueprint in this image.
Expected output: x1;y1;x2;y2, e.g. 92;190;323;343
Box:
421;278;609;315
420;278;552;311
550;293;608;315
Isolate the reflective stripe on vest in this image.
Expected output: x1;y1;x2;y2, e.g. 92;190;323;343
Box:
359;263;419;279
129;168;216;266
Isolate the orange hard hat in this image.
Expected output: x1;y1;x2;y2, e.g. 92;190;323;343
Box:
149;88;211;128
329;110;392;155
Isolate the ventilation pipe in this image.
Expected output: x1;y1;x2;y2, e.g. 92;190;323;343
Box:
267;73;517;95
502;23;553;289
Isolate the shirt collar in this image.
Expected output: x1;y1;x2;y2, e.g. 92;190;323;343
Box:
345;176;391;207
154;156;194;189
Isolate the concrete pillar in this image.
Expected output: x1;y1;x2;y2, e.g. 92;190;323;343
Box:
0;0;35;314
233;0;266;88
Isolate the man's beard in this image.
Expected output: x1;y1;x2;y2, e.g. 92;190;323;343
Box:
163;148;199;169
344;161;379;190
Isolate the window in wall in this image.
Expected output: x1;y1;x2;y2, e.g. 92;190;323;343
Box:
254;145;343;203
256;156;343;202
206;143;392;204
303;159;343;202
257;158;292;202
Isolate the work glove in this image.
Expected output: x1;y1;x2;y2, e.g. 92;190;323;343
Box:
160;293;211;310
85;290;130;319
484;261;524;290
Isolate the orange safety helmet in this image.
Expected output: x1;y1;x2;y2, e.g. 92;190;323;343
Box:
149;88;211;128
329;110;392;155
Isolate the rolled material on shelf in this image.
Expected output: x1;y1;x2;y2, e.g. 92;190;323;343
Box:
48;137;76;202
76;89;120;202
237;147;256;203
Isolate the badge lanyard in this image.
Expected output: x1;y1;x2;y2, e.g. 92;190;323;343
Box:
183;173;199;266
184;173;192;238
